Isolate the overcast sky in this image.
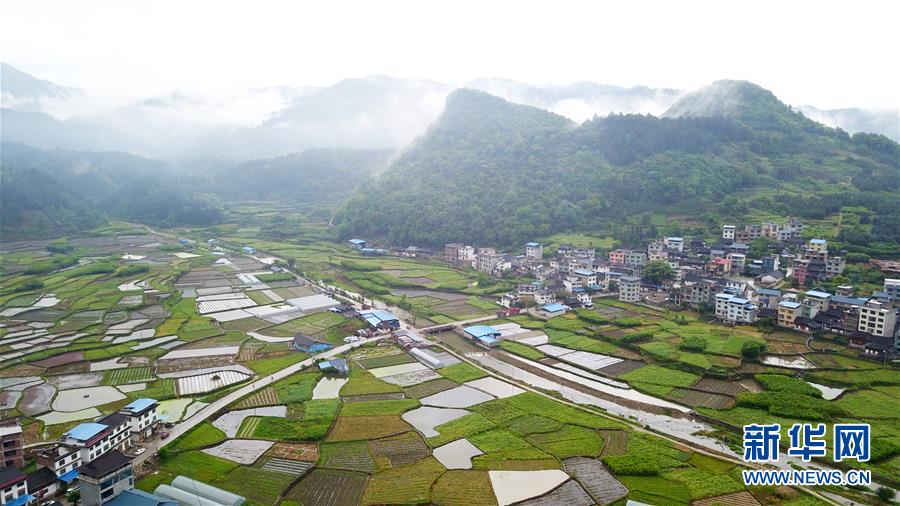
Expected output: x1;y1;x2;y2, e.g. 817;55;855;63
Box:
2;0;898;110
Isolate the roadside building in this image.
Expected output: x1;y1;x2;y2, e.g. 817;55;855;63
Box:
120;398;159;443
291;334;332;353
241;246;256;255
317;358;350;375
463;325;502;347
0;422;24;469
78;450;134;505
618;275;642;303
348;239;367;250
0;466;27;506
25;467;57;503
357;309;400;330
62;418;130;466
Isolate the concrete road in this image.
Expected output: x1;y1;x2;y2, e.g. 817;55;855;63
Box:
133;334;387;465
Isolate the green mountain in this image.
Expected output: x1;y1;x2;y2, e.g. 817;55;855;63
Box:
336;85;899;252
1;167;106;239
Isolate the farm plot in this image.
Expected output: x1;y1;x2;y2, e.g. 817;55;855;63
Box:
421;385;495;408
433;438;483;469
356;352;417;369
369;431;430;468
177;370;251;395
693;377;752;396
465;377;526;399
562;457;628;505
368;361;429;378
20;383;56;416
38;408;100;425
217;466;295;506
32;351;83;368
104;367;155;385
380;369;442;386
597;430;627;456
432;470;498;506
156;398;194;423
47;372;104;389
53;386;125;411
319;440;377;472
285;469;368;506
213;405;287;437
265;442;319;462
404;378;458;399
361;456;445;505
328;415;414;441
262;458;313;476
237;417;260;438
516;479;593;506
202;439;273;465
667;388;734;409
489;469;570;506
159;346;239;360
235;387;280;408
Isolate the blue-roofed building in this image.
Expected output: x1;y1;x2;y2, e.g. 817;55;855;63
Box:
66;423;108;442
62;415;132;465
242;246;256;254
292;334;333;353
318;358;350;375
830;294;868;310
358;309;400;329
348;239;367;250
540;303;569;315
120;398;159;442
464;325;502;344
477;335;499;348
106;489;179;506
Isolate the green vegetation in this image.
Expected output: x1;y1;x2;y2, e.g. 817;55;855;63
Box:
756;374;822;397
621;365;699;388
170;422;226;452
439;362;488;383
340;399;420;416
253;399;340;441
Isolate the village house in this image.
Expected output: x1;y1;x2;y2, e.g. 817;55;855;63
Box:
0;422;24;469
291;333;332;353
715;293;758;323
463;325;502;347
754;288;782;309
348;238;367;250
77;450;134;505
357;309;401;330
618;275;642;303
0;466;27;506
120;398;159;443
533;288;557;305
857;299;898;339
524;242;543;260
777;300;802;329
664;236;684;252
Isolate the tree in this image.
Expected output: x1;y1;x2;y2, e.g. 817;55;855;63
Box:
876;486;894;502
67;489;81;505
642;260;674;285
741;341;767;360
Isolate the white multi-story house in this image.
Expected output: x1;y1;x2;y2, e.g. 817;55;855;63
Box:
533;289;557;305
524;242;543;260
0;467;27;506
803;290;832;313
618;275;642;302
120;398;159;442
858;300;897;338
885;279;900;300
722;225;736;240
807;238;828;254
826;256;846;277
664;237;684;252
714;293;758;323
61;413;131;465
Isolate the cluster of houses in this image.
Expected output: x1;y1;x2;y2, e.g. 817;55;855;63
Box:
1;398;161;505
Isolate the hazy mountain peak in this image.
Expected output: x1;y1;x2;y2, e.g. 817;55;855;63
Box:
663;79;787;119
1;62;79;111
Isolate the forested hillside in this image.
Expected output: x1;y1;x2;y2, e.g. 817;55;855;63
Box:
336;83;899;252
0;167;106;239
